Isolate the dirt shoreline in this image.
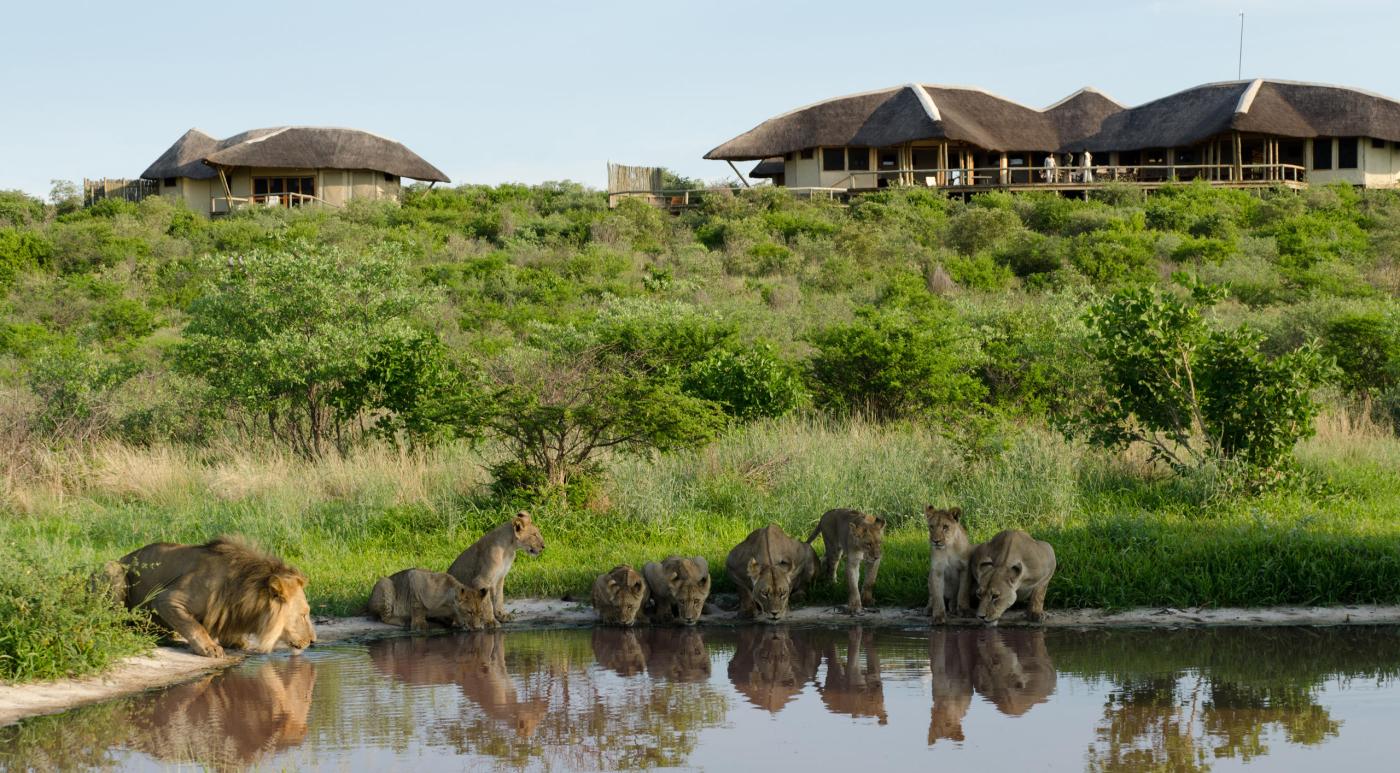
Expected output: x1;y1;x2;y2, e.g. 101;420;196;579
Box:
4;599;1399;727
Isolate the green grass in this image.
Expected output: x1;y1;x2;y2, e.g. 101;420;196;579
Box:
4;417;1399;621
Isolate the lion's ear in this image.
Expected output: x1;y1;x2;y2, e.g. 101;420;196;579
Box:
268;574;302;601
478;586;491;600
949;507;962;522
515;511;532;522
513;519;525;535
746;558;761;581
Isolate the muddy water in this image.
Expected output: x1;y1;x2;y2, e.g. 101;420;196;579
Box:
4;626;1400;771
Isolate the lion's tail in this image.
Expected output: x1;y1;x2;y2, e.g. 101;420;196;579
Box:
804;523;822;545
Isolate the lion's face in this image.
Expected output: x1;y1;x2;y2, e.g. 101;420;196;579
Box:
974;560;1023;624
605;571;648;626
747;558;794;622
668;566;711;625
262;573;316;651
925;506;963;549
454;584;497;631
512;511;545;556
849;516;885;558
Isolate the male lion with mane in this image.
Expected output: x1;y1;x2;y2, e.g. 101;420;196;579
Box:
101;537;316;658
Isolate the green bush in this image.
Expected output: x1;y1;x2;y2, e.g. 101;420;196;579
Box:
682;343;806;421
1067;223;1157;285
0;190;47;227
805;300;984;421
1085;278;1331;476
0;550;154;681
1321;312;1400;396
0;227;53;287
945;206;1022;255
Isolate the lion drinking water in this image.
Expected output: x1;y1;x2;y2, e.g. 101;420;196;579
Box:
368;568;496;631
99;537;316;658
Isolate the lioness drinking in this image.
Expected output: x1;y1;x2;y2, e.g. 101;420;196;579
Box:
591;564;649;626
447;511;544;623
725;524;817;622
100;537;316;658
368;568;495;631
642;555;711;626
806;508;885;615
959;529;1057;624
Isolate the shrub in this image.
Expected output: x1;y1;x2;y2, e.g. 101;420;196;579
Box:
174;242;464;457
0;190;47;227
805;302;984;421
1321;312;1400;396
1067;224;1157;286
1084;277;1331;475
945;206;1022;255
0;227;53;287
0;550;154;681
26;341;135;437
682;343;806;421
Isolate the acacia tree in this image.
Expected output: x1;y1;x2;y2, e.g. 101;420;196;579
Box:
488;345;723;489
175;242;479;456
1084;276;1332;475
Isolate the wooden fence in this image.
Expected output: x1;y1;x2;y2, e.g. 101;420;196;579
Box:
83;178;158;207
606;163;663;208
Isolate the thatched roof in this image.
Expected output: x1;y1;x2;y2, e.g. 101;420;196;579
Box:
749;157;785;178
708;79;1400;159
142;126;450;182
705;84;1121;160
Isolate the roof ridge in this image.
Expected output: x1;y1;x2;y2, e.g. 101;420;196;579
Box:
1234;78;1265;114
238;126;292;146
905;83;941;122
1043;86;1126;111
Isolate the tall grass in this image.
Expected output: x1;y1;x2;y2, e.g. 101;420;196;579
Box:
3;415;1399;620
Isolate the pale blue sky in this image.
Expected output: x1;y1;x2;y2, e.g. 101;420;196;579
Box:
2;0;1393;198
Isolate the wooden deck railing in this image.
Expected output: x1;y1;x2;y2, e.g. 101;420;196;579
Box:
829;163;1306;190
211;191;339;213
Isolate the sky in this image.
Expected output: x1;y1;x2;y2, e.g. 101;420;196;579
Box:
3;0;1397;199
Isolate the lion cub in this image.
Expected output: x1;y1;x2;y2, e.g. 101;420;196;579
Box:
447;511;545;623
368;568;495;631
806;508;885;615
592;565;649;626
925;506;972;624
643;556;711;626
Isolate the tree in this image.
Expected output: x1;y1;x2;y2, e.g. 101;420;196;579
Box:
488;345;724;489
1084;276;1332;474
174;242;478;456
48;179;80;215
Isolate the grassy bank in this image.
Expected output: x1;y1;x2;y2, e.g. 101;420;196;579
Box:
4;415;1399;621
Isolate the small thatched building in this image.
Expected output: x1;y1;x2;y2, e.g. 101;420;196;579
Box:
141;126;449;214
708;79;1400;190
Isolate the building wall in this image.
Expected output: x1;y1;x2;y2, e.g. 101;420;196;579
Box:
1363;139;1400;188
170;167;405;215
784;154;822;188
1306;137;1368;187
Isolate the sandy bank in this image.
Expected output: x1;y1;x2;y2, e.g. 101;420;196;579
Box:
5;600;1400;726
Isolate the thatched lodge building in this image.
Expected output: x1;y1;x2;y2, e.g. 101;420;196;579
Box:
141;126;449;215
706;79;1400;194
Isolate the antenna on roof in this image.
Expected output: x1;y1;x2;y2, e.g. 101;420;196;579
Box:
1237;11;1245;80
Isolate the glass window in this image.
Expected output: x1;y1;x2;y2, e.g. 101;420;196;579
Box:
1338;137;1359;169
1313;138;1333;170
254;178;269;196
302;177;316;195
1372;138;1386;149
878;149;900;168
822;147;845;171
163;177;177;187
847;148;870;171
800;148;815;160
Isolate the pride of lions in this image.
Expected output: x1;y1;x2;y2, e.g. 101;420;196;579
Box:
97;506;1055;657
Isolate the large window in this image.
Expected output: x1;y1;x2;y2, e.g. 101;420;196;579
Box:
847;147;871;171
253;176;317;206
822;147;846;172
1313;138;1333;170
1338;137;1359;169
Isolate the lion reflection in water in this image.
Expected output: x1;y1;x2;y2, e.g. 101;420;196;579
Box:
369;633;548;738
816;627;887;724
726;627;822;713
590;627;713;682
928;629;1056;745
123;657;317;767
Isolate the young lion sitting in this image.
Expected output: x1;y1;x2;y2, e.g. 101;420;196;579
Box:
447;511;545;623
368;568;496;631
806;508;886;615
100;537;316;658
925;506;972;624
592;565;649;626
642;556;711;626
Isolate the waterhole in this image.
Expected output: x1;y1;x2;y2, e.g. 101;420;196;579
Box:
4;625;1399;770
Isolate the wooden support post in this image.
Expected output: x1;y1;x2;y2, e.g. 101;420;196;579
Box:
999;152;1008;186
1233;133;1243;182
726;160;752;188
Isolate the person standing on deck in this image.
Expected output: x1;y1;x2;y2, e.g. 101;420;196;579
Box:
1042;153;1057;183
1081;150;1094;183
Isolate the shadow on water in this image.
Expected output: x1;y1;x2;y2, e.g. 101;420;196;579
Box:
2;625;1398;770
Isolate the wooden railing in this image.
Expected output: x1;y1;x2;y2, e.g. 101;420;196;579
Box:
210;191;338;213
828;163;1307;190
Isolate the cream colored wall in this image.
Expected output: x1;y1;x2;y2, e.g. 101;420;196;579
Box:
181;167;405;215
1363;139;1399;188
1307;138;1367;186
785;154;821;188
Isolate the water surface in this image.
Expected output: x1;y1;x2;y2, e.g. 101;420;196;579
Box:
4;625;1400;771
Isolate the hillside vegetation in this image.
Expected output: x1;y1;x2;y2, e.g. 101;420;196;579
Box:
3;180;1400;679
